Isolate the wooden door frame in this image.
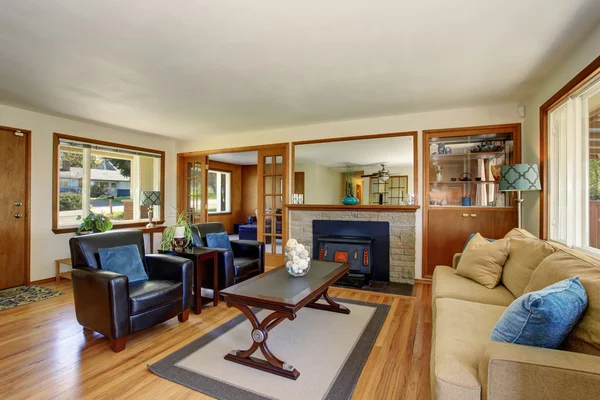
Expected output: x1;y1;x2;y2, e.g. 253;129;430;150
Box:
539;54;600;239
1;125;31;286
421;123;522;278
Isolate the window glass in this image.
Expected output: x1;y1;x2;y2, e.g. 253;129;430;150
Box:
208;170;231;213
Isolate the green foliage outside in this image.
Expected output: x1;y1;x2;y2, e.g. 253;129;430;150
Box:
59;193;82;211
90;183;105;198
591;159;600;201
111;212;124;220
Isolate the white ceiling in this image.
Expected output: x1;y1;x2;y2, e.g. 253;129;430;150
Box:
209;151;257;165
1;1;599;139
295;136;413;168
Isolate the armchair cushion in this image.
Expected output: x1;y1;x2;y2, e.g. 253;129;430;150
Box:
206;231;232;250
234;257;260;276
129;280;183;315
98;244;148;283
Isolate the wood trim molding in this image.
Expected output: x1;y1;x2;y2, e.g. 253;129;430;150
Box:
291;131;419;206
178;142;289;158
52;132;166;234
286;204;419;212
539;54;600;239
2;126;32;286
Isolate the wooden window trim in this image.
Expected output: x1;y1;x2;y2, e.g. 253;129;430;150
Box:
539;54;600;239
52;133;166;234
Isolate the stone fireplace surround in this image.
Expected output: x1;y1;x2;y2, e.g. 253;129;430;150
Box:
289;209;416;283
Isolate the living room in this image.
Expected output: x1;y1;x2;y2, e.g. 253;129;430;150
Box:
1;1;600;399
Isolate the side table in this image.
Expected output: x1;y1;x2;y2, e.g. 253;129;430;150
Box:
158;247;218;314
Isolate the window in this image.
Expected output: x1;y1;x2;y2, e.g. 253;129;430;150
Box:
207;170;231;213
547;72;600;253
53;133;164;233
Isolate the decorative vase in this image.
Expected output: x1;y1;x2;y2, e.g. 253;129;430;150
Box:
342;195;359;205
491;165;502;181
435;165;443;183
285;239;311;277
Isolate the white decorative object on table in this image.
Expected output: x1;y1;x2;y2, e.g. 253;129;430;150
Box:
285;239;311;277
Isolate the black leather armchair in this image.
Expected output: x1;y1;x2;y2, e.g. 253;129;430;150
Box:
191;222;264;289
69;230;193;352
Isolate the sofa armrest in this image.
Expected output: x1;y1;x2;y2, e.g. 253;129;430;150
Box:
479;342;600;400
452;253;461;269
71;267;129;340
230;240;265;270
145;254;193;311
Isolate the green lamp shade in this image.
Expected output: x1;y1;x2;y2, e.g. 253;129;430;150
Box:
499;164;541;191
141;191;162;206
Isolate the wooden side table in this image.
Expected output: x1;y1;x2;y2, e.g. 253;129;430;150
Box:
137;225;167;253
55;258;73;282
158;247;219;314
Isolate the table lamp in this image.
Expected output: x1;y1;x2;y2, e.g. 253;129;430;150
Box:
499;164;541;229
141;191;161;228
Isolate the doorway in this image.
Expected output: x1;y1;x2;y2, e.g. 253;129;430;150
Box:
178;143;289;267
0;126;31;289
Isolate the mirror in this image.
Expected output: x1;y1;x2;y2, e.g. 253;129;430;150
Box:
292;134;416;206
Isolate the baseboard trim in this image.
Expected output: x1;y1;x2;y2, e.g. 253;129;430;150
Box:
30;278;59;285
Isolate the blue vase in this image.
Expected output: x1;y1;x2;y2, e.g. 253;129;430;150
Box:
342;195;359;205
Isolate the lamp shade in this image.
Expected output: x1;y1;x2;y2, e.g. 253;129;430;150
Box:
499;164;541;191
141;191;161;206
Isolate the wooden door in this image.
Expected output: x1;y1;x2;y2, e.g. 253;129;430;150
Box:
425;208;471;277
0;128;30;289
180;155;208;224
469;209;517;240
257;146;288;266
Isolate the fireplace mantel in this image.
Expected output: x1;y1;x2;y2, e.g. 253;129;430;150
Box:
286;204;420;212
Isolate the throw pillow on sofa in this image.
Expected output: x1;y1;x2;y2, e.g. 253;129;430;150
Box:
98;244;148;283
206;231;232;250
490;277;588;348
456;233;510;289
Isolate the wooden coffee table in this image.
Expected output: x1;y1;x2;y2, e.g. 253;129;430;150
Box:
220;260;351;380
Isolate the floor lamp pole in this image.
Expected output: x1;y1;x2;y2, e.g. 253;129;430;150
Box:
515;190;524;229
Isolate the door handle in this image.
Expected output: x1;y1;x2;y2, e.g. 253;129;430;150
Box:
470;214;477;217
462;214;468;217
14;213;23;218
14;201;22;207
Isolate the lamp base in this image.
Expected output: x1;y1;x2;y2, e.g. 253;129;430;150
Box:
146;222;156;228
147;206;155;228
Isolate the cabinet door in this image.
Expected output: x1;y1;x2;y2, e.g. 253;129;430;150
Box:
469;209;517;239
425;209;471;277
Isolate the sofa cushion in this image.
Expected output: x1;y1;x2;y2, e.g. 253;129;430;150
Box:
206;231;232;251
501;232;557;298
456;234;510;289
433;266;515;307
491;277;588;348
434;298;507;400
525;249;600;356
98;244;148;284
129;280;182;315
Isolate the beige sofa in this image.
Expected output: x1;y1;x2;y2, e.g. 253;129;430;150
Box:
431;228;600;400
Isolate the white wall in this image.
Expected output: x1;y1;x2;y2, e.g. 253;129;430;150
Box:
294;162;344;204
0;104;180;281
180;103;524;279
522;24;600;236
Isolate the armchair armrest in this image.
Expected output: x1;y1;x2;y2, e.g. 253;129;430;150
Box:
479;342;600;400
145;254;193;310
71;267;129;340
231;240;265;274
452;253;461;269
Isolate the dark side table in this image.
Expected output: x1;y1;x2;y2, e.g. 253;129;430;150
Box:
158;247;218;314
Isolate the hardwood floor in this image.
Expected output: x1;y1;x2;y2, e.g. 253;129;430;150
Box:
0;280;432;400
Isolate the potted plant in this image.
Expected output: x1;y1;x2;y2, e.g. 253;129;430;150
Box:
76;210;113;234
161;211;197;251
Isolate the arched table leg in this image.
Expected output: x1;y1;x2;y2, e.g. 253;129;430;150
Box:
305;288;350;314
224;302;300;380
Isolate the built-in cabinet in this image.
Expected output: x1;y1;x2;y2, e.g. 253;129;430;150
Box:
423;124;521;277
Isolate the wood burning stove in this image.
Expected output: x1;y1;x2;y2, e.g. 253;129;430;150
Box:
316;235;374;286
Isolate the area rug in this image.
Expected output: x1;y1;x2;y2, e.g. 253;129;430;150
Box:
149;298;389;400
0;285;64;311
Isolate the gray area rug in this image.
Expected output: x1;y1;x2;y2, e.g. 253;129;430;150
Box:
149;298;390;400
0;285;63;311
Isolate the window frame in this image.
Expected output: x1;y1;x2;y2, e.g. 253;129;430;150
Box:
52;133;166;234
540;55;600;240
207;168;232;215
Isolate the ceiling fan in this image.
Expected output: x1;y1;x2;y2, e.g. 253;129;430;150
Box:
361;163;390;182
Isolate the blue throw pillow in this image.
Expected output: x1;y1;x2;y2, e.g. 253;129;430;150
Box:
206;231;232;250
98;244;148;283
490;277;588;348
